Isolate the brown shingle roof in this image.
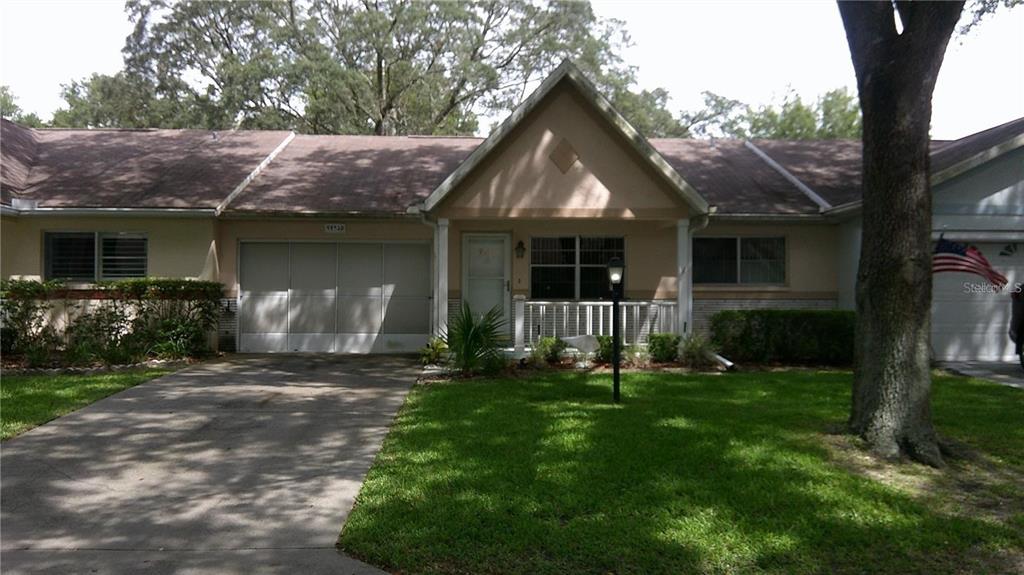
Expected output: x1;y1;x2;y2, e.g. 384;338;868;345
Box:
1;121;290;209
223;134;480;214
3;116;1021;216
0;119;37;202
747;139;863;208
650;139;820;215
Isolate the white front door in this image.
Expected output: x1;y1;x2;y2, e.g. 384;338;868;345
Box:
462;234;511;323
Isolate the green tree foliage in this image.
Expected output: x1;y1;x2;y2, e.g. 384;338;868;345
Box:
685;87;862;140
0;86;45;127
50;73;206;128
52;0;690;137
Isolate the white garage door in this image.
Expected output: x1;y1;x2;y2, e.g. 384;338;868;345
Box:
238;242;431;353
931;242;1023;361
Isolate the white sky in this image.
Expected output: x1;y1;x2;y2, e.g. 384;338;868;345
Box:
1;0;1022;139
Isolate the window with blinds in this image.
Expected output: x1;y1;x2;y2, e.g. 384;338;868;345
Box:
44;232;147;281
693;237;785;285
100;235;148;279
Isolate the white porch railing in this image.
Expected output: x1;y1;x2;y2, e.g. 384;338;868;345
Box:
517;299;678;348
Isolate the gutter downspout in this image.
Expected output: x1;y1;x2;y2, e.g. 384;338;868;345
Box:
421;213;440;336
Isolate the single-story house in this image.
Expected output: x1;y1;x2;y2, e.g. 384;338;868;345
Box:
2;61;1022;360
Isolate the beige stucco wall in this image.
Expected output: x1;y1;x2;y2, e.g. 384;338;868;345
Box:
1;215;218;281
446;219;840;301
216;218;432;296
693;221;839;299
435;84;689;220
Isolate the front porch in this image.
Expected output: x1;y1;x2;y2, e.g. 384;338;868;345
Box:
432;217;694;350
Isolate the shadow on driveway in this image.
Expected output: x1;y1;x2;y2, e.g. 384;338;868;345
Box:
1;354;419;574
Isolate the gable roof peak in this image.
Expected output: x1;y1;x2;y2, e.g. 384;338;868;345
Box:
421;58;709;215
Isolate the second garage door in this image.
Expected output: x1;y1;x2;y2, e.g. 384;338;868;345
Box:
238;242;431;353
931;242;1023;361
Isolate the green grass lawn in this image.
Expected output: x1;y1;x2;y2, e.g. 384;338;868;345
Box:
1;369;172;439
340;371;1024;575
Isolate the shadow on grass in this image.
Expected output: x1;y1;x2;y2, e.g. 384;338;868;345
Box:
340;371;1024;575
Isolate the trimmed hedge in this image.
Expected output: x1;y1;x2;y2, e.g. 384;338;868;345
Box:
1;278;224;367
709;309;855;366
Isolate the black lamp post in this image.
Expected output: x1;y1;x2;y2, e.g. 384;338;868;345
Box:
607;256;624;403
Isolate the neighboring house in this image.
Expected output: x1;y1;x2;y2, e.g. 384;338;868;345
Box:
2;61;1022;360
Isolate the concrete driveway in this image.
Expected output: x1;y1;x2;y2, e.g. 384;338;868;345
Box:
940;360;1024;390
1;354;419;574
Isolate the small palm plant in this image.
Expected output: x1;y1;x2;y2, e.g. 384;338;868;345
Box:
443;303;508;375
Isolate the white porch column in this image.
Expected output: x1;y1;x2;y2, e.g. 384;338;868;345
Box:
435;218;449;336
676;219;691;335
513;295;526;355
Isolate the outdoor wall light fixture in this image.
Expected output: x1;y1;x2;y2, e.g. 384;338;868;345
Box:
515;240;526;259
607;256;624;403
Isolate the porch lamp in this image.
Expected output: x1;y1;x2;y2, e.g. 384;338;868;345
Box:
514;240;526;259
607;256;624;403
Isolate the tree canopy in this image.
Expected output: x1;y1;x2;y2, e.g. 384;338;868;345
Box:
685;87;862;139
47;0;694;137
0;86;45;127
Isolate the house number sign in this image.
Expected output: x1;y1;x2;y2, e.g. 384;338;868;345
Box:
323;223;346;233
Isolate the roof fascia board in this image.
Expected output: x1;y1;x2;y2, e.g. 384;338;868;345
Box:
5;207;216;218
422;60;709;214
709;212;827;223
217;210;424;221
216;131;296;215
932;132;1024;186
744;140;832;211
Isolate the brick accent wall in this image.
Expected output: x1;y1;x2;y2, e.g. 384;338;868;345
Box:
693;298;837;335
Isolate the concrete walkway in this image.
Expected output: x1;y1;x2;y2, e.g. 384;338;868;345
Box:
1;354;419;574
940;360;1024;390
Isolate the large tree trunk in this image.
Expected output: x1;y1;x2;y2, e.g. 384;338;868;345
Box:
838;2;963;467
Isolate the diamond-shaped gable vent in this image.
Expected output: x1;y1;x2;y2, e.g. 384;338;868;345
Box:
549;137;579;174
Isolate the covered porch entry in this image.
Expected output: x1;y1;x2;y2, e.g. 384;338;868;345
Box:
418;62;710;351
432;218;692;353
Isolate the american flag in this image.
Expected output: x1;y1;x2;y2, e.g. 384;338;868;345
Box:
933;237;1008;289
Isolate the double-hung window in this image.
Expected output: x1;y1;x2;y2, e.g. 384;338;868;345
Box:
44;232;148;281
693;237;785;284
530;236;624;299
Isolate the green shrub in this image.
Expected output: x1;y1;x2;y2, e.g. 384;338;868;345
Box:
419;337;448;366
1;278;222;365
1;326;15;356
531;336;567;365
678;334;718;370
144;317;210;359
594;335;624;364
709;309;855;366
65;300;138;365
648;333;681;363
481;352;510;376
0;279;64;358
443;303;508;376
